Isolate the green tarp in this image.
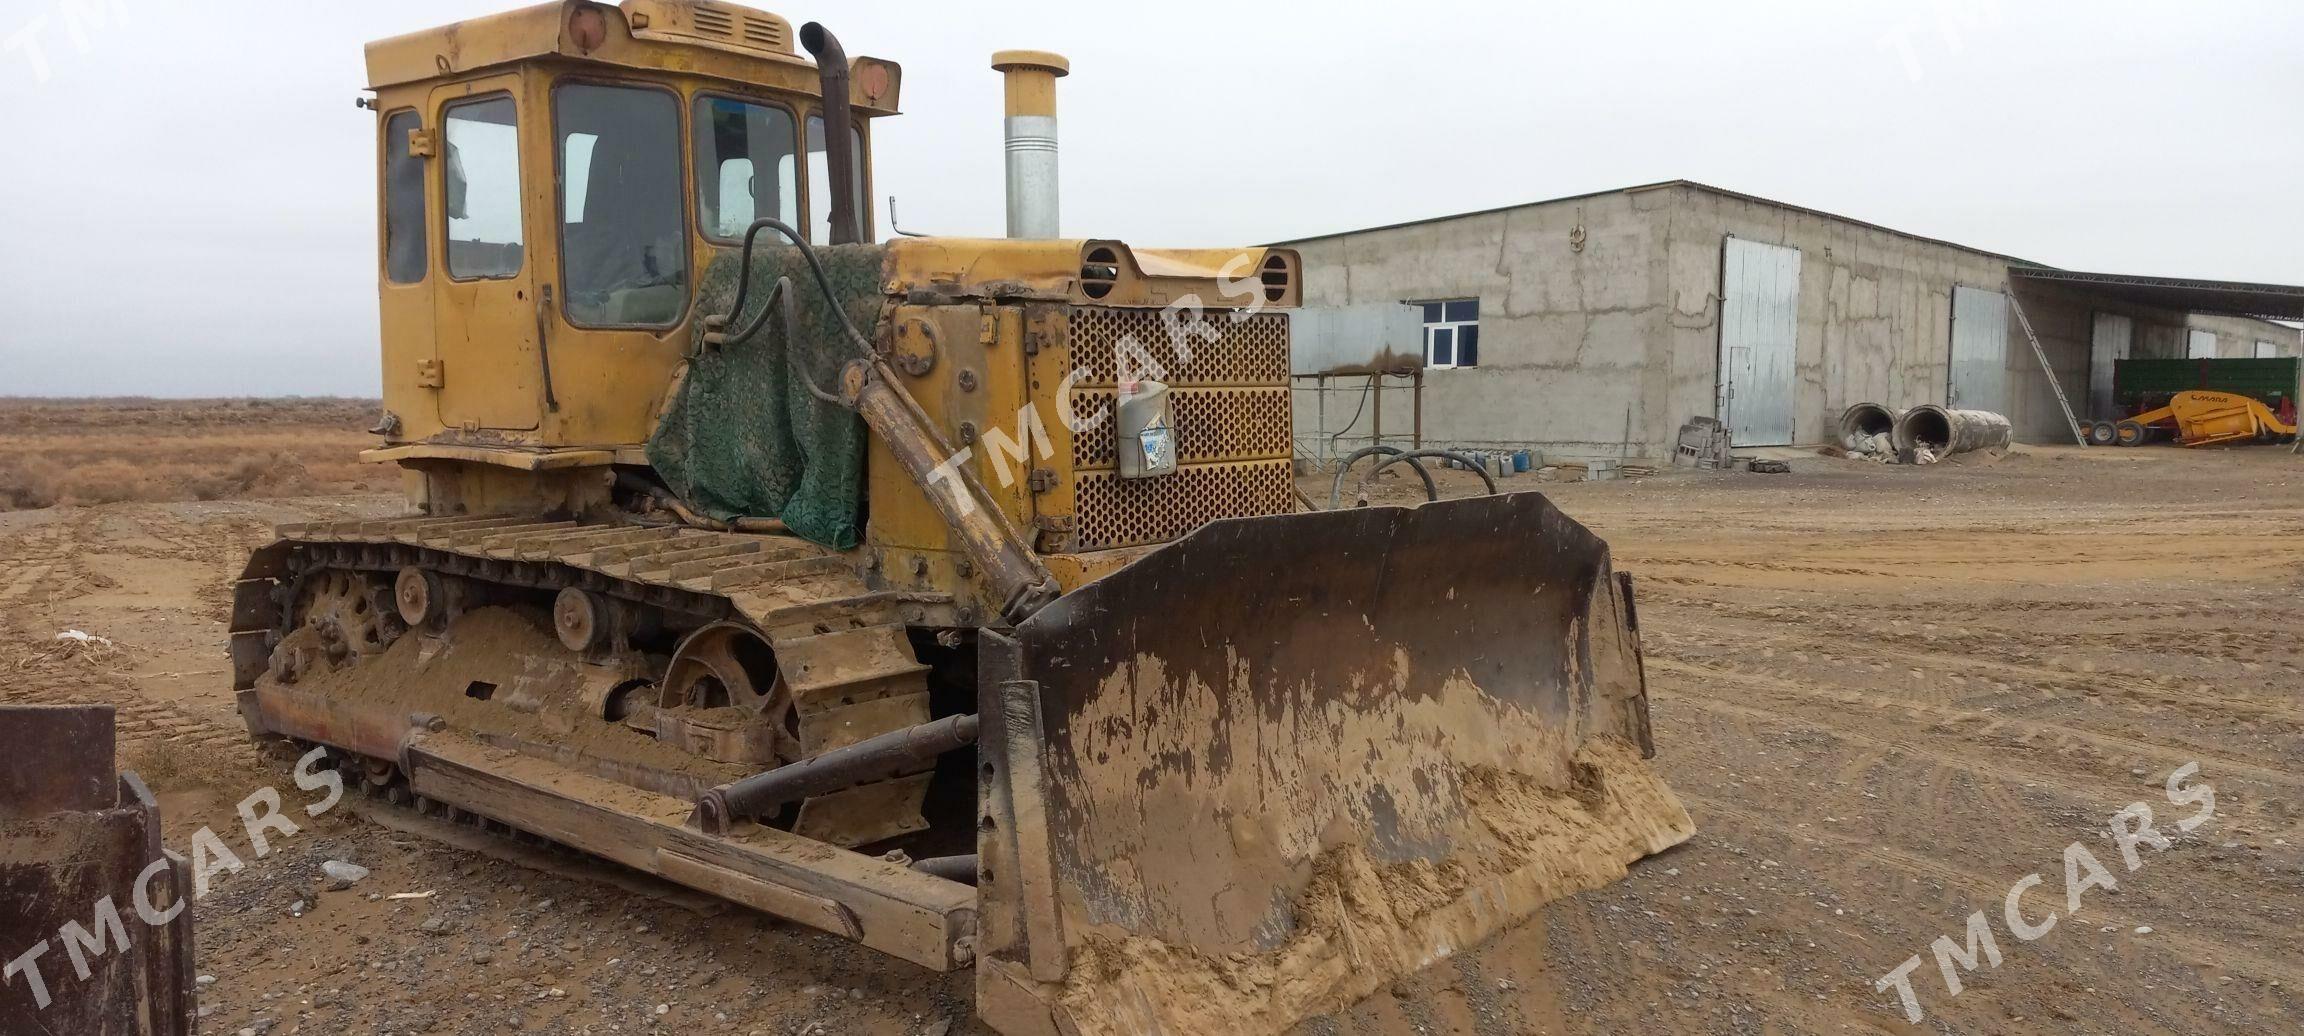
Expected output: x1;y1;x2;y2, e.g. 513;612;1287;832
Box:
646;244;888;550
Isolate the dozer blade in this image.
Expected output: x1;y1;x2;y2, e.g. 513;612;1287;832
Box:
973;492;1694;1036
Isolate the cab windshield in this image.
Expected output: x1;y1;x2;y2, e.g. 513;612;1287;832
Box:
695;95;799;241
555;81;689;327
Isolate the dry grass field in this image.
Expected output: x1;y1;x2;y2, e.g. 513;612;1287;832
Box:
0;397;397;509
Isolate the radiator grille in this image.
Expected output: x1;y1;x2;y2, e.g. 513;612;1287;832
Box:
1064;307;1295;551
1075;461;1297;551
1071;387;1292;469
1068;309;1290;387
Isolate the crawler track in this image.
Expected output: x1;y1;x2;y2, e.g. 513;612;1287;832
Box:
230;515;960;848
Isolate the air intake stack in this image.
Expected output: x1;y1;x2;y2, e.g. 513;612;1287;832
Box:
992;50;1068;239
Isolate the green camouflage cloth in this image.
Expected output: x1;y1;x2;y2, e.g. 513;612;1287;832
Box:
646;244;887;550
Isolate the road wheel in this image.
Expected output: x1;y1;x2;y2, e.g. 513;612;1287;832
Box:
2114;420;2150;447
395;566;443;626
2086;420;2119;446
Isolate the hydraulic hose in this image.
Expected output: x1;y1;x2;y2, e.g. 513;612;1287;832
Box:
1327;444;1440;510
1345;449;1499;508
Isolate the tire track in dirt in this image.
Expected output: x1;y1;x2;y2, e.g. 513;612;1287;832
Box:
0;668;244;753
1651;656;2304;802
1650;681;2304;1015
1533;449;2304;1034
1541;705;1919;1035
1653;602;2304;728
0;511;95;605
1680;791;2304;994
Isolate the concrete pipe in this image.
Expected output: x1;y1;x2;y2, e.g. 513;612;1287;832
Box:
1837;403;1901;451
1893;404;2012;457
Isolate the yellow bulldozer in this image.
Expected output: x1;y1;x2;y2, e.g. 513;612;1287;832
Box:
229;3;1691;1031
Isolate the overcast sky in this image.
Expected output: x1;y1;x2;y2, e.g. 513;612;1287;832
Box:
1;0;2297;397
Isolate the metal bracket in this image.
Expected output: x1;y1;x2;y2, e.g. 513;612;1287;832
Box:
1031;515;1075;554
407;128;436;158
416;359;445;389
892;314;939;377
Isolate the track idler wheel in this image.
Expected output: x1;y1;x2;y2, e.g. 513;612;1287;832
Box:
660;623;803;766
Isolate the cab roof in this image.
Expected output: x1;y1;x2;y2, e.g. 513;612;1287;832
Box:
364;0;901;115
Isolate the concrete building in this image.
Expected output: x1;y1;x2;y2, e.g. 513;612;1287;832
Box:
1278;180;2304;464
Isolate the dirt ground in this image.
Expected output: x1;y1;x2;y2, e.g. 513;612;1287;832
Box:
2;442;2300;1034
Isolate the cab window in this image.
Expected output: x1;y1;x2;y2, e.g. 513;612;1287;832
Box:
555;82;688;327
694;96;798;241
382;110;427;284
805;115;869;245
442;96;524;279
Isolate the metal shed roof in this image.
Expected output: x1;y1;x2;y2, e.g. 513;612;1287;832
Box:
2007;267;2304;322
1267;180;2042;265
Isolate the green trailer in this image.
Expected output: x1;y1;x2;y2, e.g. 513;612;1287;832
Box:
2113;357;2301;416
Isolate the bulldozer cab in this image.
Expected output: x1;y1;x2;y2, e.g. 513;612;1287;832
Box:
366;1;895;443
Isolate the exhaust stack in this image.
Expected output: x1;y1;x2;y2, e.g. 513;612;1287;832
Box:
801;23;860;245
992;50;1069;239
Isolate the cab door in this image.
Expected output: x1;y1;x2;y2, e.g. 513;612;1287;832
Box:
431;74;546;432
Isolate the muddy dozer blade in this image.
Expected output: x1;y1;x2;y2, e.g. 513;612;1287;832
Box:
973;492;1694;1036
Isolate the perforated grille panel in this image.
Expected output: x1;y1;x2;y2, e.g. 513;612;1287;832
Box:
1070;387;1292;469
1064;307;1295;551
1068;309;1290;387
1075;461;1297;551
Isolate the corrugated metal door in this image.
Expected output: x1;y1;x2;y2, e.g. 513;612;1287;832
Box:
2089;313;2133;419
1718;238;1802;446
1949;287;2010;413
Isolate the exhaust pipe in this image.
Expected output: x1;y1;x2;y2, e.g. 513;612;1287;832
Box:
992;50;1069;238
800;23;860;245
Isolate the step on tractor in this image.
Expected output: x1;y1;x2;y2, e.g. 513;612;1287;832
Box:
229;4;1693;1031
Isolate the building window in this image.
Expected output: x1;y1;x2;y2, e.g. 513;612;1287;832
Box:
1420;299;1479;369
2187;329;2219;359
2256;340;2280;359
